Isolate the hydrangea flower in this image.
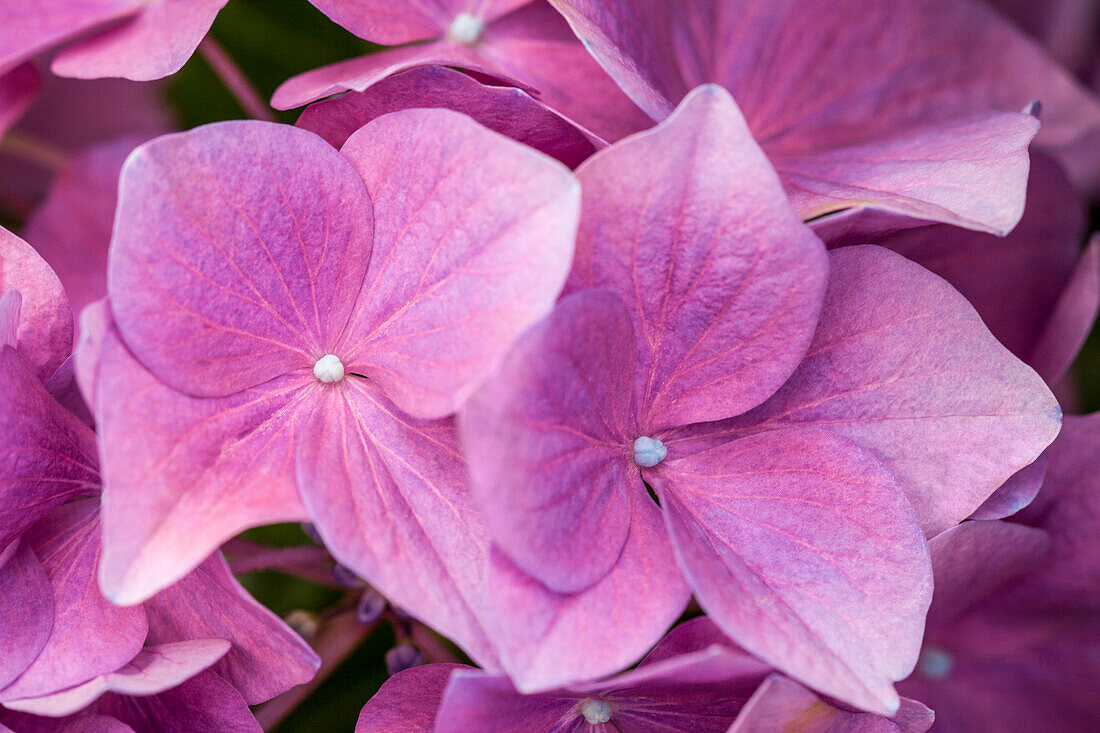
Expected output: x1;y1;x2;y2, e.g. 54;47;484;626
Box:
0;0;226;83
548;0;1100;233
459;86;1060;711
272;0;649;142
898;413;1100;731
91;112;579;669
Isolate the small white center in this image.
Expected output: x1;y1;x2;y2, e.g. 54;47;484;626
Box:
313;354;345;383
579;698;612;725
633;436;667;468
447;12;484;45
917;646;953;680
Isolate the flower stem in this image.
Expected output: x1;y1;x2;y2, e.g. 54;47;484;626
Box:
0;131;67;173
198;37;277;122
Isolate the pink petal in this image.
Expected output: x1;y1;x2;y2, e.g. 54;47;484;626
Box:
925;520;1050;631
51;0;227;82
0;0;143;73
656;428;931;715
567;85;826;431
729;675;934;733
295;380;500;669
93;670;261;731
679;246;1062;536
296;66;596;167
0;347;99;551
775;111;1037;234
338;107;578;419
875;153;1087;377
108;121;374;398
73;299;112;416
967;451;1049;521
25;137;149;317
307;0;528;46
356;664;471;733
0;713;134;732
638;616;752;666
435;670;576;733
0;227;72;383
1028;234;1100;383
0;64;39;138
96;325;310;605
0;540;53;690
460;291;639;593
1;640;230;717
1;500;148;701
487;497;690;692
142;553;319;704
43;355;95;428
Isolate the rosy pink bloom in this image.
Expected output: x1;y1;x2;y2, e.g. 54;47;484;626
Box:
460;86;1060;712
897;413;1100;731
0;0;226;83
272;1;650;142
549;0;1100;233
296;65;596;168
93;114;579;669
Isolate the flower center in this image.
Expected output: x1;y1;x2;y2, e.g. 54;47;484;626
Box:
313;354;345;383
633;436;667;467
916;646;953;680
579;698;612;725
447;12;484;45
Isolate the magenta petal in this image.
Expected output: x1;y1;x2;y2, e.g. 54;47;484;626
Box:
51;0;226;82
1;227;72;383
461;291;639;593
295;381;499;669
93;670;262;732
96;326;310;605
568;85;827;430
705;245;1061;536
0;0;144;73
435;671;576;733
307;0;453;45
0;540;53;691
24;137;147;317
658;428;931;714
339;108;578;419
0;64;39;138
142;553;319;704
0;713;134;733
1;500;148;701
487;498;691;692
296;65;596;167
775;111;1037;234
1029;235;1100;383
729;675;934;733
1;640;230;717
0;348;99;551
356;664;471;733
638;616;749;666
73;300;112;416
967;451;1049;521
108;121;374;398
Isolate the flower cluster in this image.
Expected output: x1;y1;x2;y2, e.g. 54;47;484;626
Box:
1;0;1099;731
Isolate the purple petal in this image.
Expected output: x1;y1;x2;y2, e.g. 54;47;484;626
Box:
108;121;374;398
0;713;134;732
338;107;578;419
567;85;827;431
0;64;38;138
295;381;500;669
460;291;639;593
51;0;227;82
638;616;749;666
0;347;99;551
0;0;143;74
2;640;230;717
436;671;581;732
0;540;53;691
1;227;72;383
774;111;1037;234
1;500;148;701
24;137;148;317
356;664;471;733
729;675;934;733
967;451;1050;521
487;498;690;692
657;428;931;714
875;153;1087;376
925;521;1050;631
308;0;529;46
73;299;112;416
297;65;596;167
96;325;310;605
142;553;319;704
1028;235;1100;383
93;670;262;732
682;246;1061;536
43;355;94;428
